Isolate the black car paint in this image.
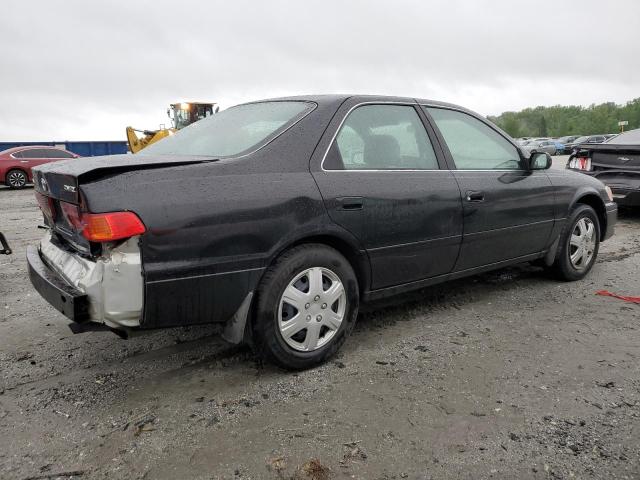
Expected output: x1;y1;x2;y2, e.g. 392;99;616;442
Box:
567;143;640;207
32;95;616;331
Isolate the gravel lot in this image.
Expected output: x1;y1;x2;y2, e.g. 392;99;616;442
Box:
1;158;639;480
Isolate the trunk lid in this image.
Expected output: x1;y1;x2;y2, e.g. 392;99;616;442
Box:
32;154;216;255
32;154;215;204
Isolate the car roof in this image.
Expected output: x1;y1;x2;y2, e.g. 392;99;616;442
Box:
0;145;69;155
243;94;471;111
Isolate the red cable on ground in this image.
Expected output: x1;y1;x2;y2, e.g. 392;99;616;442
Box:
596;290;640;305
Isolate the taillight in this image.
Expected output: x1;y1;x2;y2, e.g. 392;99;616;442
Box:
81;212;146;242
58;201;145;242
569;156;592;171
35;192;55;221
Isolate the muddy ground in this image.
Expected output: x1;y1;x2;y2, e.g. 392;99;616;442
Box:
1;166;639;479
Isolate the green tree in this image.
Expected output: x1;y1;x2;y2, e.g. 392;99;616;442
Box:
490;98;640;137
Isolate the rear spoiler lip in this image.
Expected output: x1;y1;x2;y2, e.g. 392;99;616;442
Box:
32;158;217;206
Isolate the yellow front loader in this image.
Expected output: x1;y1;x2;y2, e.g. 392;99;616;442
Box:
126;102;218;153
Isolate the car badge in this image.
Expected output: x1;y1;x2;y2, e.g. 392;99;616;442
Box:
618;157;631;163
63;184;77;193
40;177;48;192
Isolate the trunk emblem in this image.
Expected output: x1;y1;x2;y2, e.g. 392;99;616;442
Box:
618;157;631;163
40;177;48;192
64;184;77;193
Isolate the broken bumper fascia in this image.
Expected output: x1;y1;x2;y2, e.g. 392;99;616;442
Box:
27;244;90;322
27;233;143;329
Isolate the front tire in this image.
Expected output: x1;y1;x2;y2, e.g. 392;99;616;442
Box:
551;204;600;281
6;169;27;189
252;244;359;370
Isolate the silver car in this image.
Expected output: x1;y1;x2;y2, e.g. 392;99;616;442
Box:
523;140;557;156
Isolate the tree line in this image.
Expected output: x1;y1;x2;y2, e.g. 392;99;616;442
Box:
487;98;640;138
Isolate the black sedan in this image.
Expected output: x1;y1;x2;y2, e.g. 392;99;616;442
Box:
564;134;608;154
27;95;617;369
567;128;640;206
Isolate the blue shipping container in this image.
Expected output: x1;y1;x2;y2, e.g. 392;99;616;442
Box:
0;140;128;157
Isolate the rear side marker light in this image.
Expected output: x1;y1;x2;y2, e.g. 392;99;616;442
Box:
82;212;146;242
58;201;146;242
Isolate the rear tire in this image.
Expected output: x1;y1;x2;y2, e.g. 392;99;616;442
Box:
6;169;27;189
551;204;600;281
252;244;359;370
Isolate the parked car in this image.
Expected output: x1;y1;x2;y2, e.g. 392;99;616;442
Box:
0;146;79;189
557;136;581;144
567;127;640;206
523;139;558;155
555;136;582;154
564;135;608;154
27;95;617;369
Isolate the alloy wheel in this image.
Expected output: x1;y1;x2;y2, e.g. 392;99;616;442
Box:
7;171;27;188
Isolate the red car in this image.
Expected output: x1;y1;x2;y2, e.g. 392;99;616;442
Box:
0;146;79;189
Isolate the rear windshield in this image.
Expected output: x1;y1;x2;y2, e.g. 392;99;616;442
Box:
140;101;314;157
606;129;640;145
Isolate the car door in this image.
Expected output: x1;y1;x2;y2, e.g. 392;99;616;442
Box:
311;101;463;290
423;106;555;272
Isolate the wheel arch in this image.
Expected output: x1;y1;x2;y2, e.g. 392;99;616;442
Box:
264;228;371;297
236;230;370;349
228;227;371;348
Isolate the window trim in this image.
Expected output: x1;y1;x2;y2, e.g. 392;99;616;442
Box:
320;101;446;173
420;104;528;172
140;100;318;159
14;148;49;159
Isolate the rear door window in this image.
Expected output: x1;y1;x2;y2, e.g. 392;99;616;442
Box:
324;104;439;170
425;107;524;170
19;149;47;159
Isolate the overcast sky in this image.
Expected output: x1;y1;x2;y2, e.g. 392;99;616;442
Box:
1;0;639;141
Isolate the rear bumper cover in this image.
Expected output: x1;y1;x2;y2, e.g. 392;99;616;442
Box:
27;233;143;328
27;245;90;322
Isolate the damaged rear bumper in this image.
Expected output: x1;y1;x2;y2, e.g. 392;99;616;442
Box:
27;245;90;321
27;233;143;330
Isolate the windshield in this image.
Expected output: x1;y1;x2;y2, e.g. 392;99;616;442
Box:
141;101;314;157
607;129;640;144
573;136;589;144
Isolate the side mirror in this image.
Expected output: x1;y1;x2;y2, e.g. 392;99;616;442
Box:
529;151;552;170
